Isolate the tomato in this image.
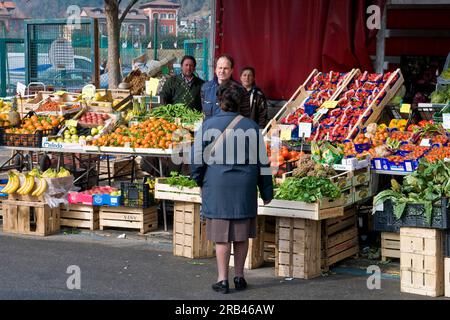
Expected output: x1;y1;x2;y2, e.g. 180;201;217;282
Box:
289;151;299;160
281;148;290;159
277;155;285;164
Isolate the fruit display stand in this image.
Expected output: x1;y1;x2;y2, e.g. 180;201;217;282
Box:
400;227;445;297
60;204;99;231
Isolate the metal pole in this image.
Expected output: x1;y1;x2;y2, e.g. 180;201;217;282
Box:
153;18;158;60
0;39;7;97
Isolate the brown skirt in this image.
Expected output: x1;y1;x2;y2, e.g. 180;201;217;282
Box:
206;217;257;243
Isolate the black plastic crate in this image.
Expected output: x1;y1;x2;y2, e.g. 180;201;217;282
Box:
120;178;153;208
373;200;401;232
374;199;450;231
445;230;450;257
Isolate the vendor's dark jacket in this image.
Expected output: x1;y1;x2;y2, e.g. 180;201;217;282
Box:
241;86;269;129
160;74;204;111
190;110;274;220
201;78;249;121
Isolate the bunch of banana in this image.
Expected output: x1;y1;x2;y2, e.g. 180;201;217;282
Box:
146;178;155;191
16;173;35;195
32;176;48;196
57;167;71;178
1;171;20;194
42;168;57;178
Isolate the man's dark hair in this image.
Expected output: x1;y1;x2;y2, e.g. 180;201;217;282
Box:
217;81;243;112
181;55;196;67
240;67;255;77
215;54;234;69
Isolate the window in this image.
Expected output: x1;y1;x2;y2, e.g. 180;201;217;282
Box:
153;13;158;19
160;13;167;19
169;26;173;33
168;14;174;19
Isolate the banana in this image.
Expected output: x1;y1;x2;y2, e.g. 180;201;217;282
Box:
22;175;35;195
17;174;31;195
1;172;14;193
33;177;47;197
5;173;20;194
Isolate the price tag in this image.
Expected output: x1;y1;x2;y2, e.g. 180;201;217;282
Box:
298;122;312;138
279;125;292;141
146;78;160;96
66;119;78;127
321;101;339;109
420;138;430;147
317;108;329;115
82;84;96;99
443;113;450;129
400;103;411;114
375;202;384;212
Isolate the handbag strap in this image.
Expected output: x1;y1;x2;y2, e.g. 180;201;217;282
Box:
205;115;244;162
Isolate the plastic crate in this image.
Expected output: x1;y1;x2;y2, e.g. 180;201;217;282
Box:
432;104;450;124
92;194;122;207
0;128;55;147
375;199;450;230
120;178;153;208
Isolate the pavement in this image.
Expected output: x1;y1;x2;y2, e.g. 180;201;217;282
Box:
0;223;447;301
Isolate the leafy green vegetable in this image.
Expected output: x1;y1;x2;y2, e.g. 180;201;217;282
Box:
275;176;341;203
148;104;203;125
166;171;198;189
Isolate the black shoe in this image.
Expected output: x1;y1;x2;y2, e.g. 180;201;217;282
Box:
212;280;229;294
234;277;247;291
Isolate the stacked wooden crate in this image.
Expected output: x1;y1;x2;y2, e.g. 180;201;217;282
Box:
60;204;99;231
321;206;359;271
381;232;400;261
263;216;276;263
400;227;444;297
99;206;158;234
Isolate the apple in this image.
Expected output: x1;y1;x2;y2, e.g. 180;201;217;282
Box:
56;137;64;143
91;128;98;136
69;127;77;135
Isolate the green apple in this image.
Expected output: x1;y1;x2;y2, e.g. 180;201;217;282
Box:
97;125;104;133
56;138;64;143
86;135;93;141
91;128;98;136
71;135;79;141
69;127;77;135
64;138;71;143
79;135;86;140
64;130;71;137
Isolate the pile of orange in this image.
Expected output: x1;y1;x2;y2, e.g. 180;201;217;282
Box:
89;118;191;149
5;115;64;134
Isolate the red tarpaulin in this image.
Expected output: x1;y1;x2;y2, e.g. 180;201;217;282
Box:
215;0;381;100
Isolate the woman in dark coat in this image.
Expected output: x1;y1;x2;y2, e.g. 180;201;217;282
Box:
240;67;269;129
190;81;273;294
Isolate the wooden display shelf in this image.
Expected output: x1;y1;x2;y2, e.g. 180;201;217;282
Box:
155;178;201;204
99;206;158;234
2;199;60;236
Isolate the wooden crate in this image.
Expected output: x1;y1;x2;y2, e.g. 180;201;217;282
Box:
230;216;265;270
99;206;158;234
263;216;276;263
2;200;60;236
400;227;444;297
445;258;450;298
155;178;201;203
351;167;371;187
99;157;134;177
321;207;359;270
60;204;99;230
173;201;214;259
275;217;321;279
258;197;344;220
381;232;400;261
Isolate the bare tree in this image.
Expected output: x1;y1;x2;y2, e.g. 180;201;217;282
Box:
104;0;140;88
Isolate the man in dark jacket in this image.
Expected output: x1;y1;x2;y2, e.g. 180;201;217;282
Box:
160;55;205;111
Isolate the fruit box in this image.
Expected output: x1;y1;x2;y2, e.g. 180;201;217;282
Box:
92;194;122;207
68;192;93;205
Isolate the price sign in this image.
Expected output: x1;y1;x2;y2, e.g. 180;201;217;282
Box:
298;122;312;138
317;108;329;115
82;84;96;99
16;82;26;96
66;119;78;127
279;125;292;141
146;78;160;96
400;103;411;114
321;101;339;109
420;138;431;147
443;113;450;129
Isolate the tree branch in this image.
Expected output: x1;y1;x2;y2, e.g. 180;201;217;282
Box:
120;0;140;24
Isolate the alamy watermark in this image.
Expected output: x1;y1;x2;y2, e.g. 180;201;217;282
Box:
366;265;381;290
67;5;81;30
366;5;381;30
66;265;81;290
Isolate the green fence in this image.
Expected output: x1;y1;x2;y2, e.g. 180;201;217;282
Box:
184;38;209;81
25;18;99;91
0;38;25;97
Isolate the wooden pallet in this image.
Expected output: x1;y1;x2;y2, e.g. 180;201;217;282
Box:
173;201;214;259
321;207;359;270
275;217;321;279
60;204;99;230
381;232;400;261
2;200;60;236
99;206;158;234
258;197;344;220
445;258;450;298
155;178;201;204
230;216;265;270
400;227;444;297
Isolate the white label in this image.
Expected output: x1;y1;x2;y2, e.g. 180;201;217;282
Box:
298;122;312;138
16;82;26;96
375;202;384;212
375;159;381;169
420;139;430;147
443;113;450;129
405;162;413;172
318;108;329;115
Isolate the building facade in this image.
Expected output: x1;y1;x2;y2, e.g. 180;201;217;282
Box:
140;0;181;37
